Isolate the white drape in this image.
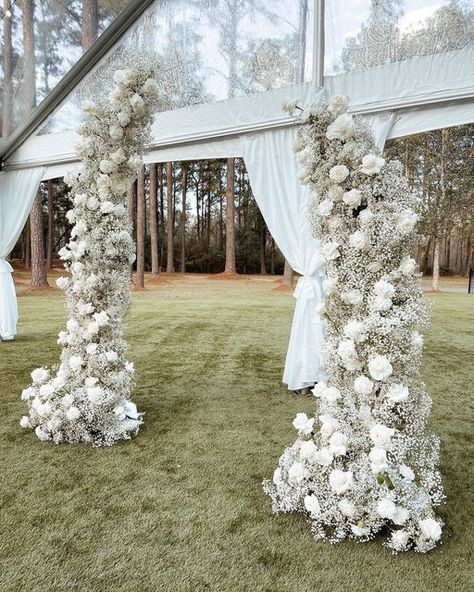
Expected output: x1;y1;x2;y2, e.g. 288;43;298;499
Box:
242;127;325;390
0;167;45;339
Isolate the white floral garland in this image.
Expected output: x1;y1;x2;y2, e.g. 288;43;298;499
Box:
20;65;160;446
265;97;444;553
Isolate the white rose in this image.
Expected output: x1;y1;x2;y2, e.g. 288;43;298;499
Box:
377;497;397;519
66;406;80;421
288;461;307;484
342;188;362;208
56;276;69;290
300;440;318;463
130;93;145;115
87;386;103;405
21;387;35;400
328;95;348;115
326;114;354;142
393;507;410;525
328;185;344;202
419;518;442;541
125;361;135;373
35;426;50;441
105;351;118;363
85;377;98;388
399;256;417;276
87;321;100;336
143;78;159;96
338;498;356;517
86;196;99;211
323;276;337;295
62;394;74;407
369;447;388;473
341;290;363;306
368;355;393;381
297;147;311;165
374;279;395;300
319;415;339;439
367;261;383;273
31;367;49;383
369;423;395;449
99;159;113;174
329;165;350;184
361;154;385;175
322;241;341;262
328;216;342;232
292;413;315;436
110;147;127;166
117;111;131;127
20;416;31;428
86;343;98;355
109;125;124;141
349;230;368;251
353;375;374;395
391;530;410;550
373;296;392;311
314;447;334;466
282;98;299;115
304;494;321;516
344;320;366;343
411;331;424;349
386;383;409;403
358;208;374;224
352;524;370;537
69;356;83;371
39;383;54;398
329;432;348;456
94;311;109;327
317;199;334;217
337;339;358;365
329;469;353;494
399;464;415;481
397;209;418;234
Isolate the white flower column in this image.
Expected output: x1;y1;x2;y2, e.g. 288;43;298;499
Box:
264;97;444;553
20;66;160;446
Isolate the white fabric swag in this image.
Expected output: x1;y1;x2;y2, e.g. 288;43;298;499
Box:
0;167;45;339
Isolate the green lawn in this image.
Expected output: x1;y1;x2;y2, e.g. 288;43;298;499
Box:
1;275;473;592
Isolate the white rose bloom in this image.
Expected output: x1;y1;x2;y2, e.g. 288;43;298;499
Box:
297;147;311;165
99;159;113;174
319;415;339;439
292;413;315;436
352;524;370;537
329;164;350;184
411;331;424;349
344;320;366;343
87;386;103;405
393;507;410;526
20;416;31;428
109;125;124;141
288;461;308;484
367;261;383;273
369;447;388;473
87;321;100;336
62;394;74;407
86;343;98;355
354;375;374;395
361;154;385;175
117;111;131;127
300;440;318;463
322;241;341;261
349;230;368;251
314;447;334;466
143;78;159;96
374;279;396;300
342;189;362;208
69;356;83;371
304;494;321;516
94;311;109;326
377;497;397;519
86;196;99;211
35;426;50;441
328;95;348;115
399;256;417;276
337;339;358;363
125;361;135;374
326;114;355;142
369;424;395;449
328;185;344;202
419;518;442;541
329;469;353;494
31;367;49;383
391;530;410;550
323;276;337;295
373;296;393;311
338;498;356;517
397;209;418;234
399;464;415;480
358;208;374;224
39;383;54;398
130;93;146;115
317;199;334;217
56;276;69;290
105;350;119;362
368;355;393;381
66;406;80;421
282;98;299;115
21;387;35;400
100;201;115;214
128;155;143;170
329;431;348;456
85;377;98;388
341;290;363;306
111;147;127;165
328;216;342;232
386;383;409;403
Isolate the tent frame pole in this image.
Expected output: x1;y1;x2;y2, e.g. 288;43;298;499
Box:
313;0;325;87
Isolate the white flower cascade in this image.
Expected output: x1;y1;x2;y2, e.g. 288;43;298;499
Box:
264;96;444;553
20;66;160;446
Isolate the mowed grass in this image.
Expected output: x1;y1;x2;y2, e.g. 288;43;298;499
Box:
0;274;473;592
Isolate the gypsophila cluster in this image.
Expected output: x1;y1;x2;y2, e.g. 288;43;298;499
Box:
264;96;444;553
20;64;160;446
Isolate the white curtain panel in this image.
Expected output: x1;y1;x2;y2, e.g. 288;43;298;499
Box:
242;127;325;390
0;167;45;339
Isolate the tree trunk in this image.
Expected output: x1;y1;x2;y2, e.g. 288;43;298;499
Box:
270;238;276;274
22;0;36;113
135;166;146;289
282;259;294;287
23;223;31;269
432;237;441;292
30;192;48;288
225;158;236;273
260;222;267;274
159;164;165;268
2;0;13;136
46;180;54;269
126;180;136;228
181;163;188;273
82;0;98;50
149;163;159;277
166;161;174;272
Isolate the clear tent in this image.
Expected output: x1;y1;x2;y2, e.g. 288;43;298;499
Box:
1;0;473;385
